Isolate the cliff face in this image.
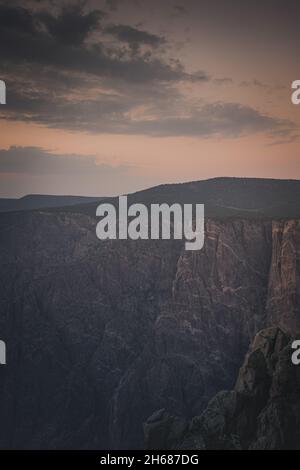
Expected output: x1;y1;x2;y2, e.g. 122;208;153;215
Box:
267;220;300;334
157;327;300;450
0;210;299;449
153;219;272;419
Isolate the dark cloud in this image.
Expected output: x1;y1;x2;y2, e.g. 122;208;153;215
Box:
0;1;210;141
105;24;166;49
0;145;140;197
240;79;285;93
0;0;210;144
2;81;296;139
122;103;297;138
1;74;183;134
2;80;134;129
0;146;130;176
38;5;105;45
0;3;192;84
0;3;38;35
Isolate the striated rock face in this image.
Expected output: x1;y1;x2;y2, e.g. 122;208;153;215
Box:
0;209;299;449
152;219;272;420
173;327;300;450
0;211;182;449
267;220;300;334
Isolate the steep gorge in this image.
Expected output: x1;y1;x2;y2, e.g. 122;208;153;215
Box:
0;209;299;449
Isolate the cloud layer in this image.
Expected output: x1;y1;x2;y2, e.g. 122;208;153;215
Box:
0;146;138;197
0;0;297;142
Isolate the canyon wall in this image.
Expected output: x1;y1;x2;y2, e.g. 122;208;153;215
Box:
0;210;299;448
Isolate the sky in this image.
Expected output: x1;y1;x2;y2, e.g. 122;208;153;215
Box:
0;0;299;197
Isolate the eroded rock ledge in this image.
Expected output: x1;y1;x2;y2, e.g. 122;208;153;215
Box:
145;327;300;450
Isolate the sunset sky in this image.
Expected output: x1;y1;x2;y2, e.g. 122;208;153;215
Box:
0;0;299;197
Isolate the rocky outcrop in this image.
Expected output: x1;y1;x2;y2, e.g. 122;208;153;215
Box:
0;208;299;449
143;409;188;450
154;327;300;450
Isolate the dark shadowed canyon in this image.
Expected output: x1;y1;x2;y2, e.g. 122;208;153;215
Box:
0;178;299;449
